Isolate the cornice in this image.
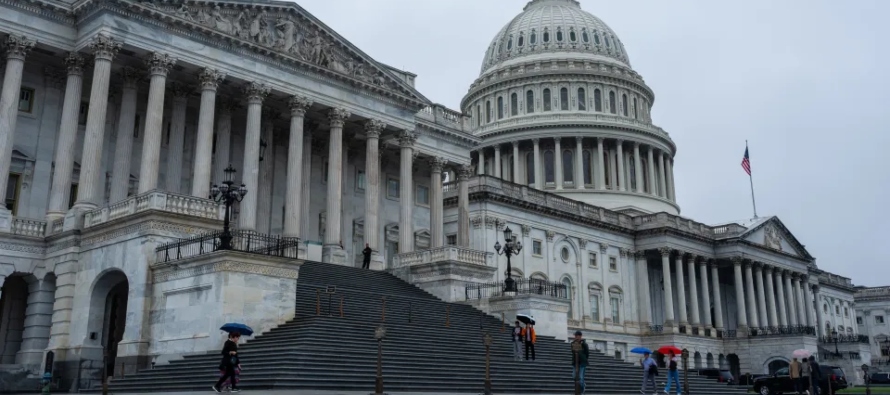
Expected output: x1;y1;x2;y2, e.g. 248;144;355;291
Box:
0;0;76;25
414;119;480;149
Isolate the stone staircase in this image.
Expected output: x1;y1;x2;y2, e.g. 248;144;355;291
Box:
106;261;749;393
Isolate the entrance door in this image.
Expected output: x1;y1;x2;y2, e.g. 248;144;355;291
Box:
104;282;128;378
386;242;399;268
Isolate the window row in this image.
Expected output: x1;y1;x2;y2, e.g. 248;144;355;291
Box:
476;87;647;126
323;166;432;206
491;26;623;59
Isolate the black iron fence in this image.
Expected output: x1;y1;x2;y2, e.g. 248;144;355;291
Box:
464;278;568;300
818;334;870;344
156;230;300;263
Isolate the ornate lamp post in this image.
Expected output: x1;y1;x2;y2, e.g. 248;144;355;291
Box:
210;165;247;250
681;349;690;395
862;364;871;395
483;332;492;395
493;226;522;293
374;325;387;395
831;328;840;355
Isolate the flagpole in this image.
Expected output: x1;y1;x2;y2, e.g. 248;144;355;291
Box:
747;140;758;219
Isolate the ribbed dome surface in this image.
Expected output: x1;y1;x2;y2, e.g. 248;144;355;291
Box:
480;0;631;76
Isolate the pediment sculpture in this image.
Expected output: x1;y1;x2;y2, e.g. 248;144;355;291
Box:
763;224;783;251
158;2;401;91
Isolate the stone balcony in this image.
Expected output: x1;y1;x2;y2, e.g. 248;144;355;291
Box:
391;246;496;303
81;190;223;230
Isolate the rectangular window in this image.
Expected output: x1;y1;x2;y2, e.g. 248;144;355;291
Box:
877;316;885;324
415;185;429;205
610;297;620;322
560;88;569;110
609;256;617;271
857;317;863;325
590;295;599;322
356;169;366;191
18;88;34;113
588;252;598;268
387;177;400;199
68;184;78;209
446;235;457;246
78;102;89;125
5;173;21;216
532;240;542;256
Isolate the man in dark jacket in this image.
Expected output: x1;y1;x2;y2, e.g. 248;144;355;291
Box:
362;243;372;269
808;356;821;395
213;332;241;392
571;330;590;394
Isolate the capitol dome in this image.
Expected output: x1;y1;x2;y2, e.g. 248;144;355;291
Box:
480;0;631;76
462;0;681;215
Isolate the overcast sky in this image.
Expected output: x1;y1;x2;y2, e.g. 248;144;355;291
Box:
298;0;890;287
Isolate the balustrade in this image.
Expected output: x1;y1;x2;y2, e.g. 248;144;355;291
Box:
393;246;492;268
12;218;46;237
83;190;223;228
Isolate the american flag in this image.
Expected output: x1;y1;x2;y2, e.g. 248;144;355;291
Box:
741;147;751;176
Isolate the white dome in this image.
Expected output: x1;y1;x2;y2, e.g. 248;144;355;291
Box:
480;0;631;76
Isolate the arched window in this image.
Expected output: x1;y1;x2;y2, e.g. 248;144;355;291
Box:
476;105;481;126
543;28;550;43
510;93;518;116
594;32;601;45
526;152;535;185
633;98;638;119
507;36;513;50
489;45;496;58
604;35;611;48
582;150;592;185
577;88;587;111
518;33;524;47
562;277;574;318
560;88;569;110
569;29;577;42
556;28;564;42
530;30;537;45
562;150;574;183
543;89;552;111
612;36;619;53
582;29;590;43
594;89;602;112
526;90;535;114
609;286;623;323
485;101;492;123
544;150;555;183
497;97;504;119
589;283;603;322
622;94;628;116
609;91;617;114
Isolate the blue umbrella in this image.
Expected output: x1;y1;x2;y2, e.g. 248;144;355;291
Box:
220;323;254;336
631;347;652;354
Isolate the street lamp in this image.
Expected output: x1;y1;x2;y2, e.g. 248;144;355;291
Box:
374;325;387;395
210;165;247;250
493;226;522;293
483;332;492;395
832;328;840;355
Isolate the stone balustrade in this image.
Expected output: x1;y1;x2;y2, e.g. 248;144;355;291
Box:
417;104;471;132
393;245;493;268
11;218;46;237
83;190;223;229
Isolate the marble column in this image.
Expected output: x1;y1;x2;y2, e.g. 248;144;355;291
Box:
634;251;652;326
765;265;779;327
237;82;270;231
711;261;725;330
775;269;789;327
744;261;759;327
813;285;824;336
687;254;701;329
283;96;311;239
477;149;485;175
633;142;643;193
430;157;446;248
616;140;626;191
363;120;385;264
596;138;606;190
191;68;225;198
256;111;277;234
657;150;667;198
574;137;584;189
46;53;84;223
398;130;416;253
732;257;749;329
532;139;542;189
665;155;676;201
659;247;675;327
784;271;798;326
137;52;177;193
493;145;501;179
212;100;236;188
0;35;36;220
299;130;313;240
322;108;350;262
803;277;814;327
754;263;769;328
457;165;471;247
15;277;53;365
793;274;807;326
108;67;140;204
512;141;520;183
554;138;563;190
647;147;657;196
165;82;191;193
699;260;714;331
675;253;688;327
71;34;121;211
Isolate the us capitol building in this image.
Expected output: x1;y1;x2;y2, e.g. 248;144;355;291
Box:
0;0;884;390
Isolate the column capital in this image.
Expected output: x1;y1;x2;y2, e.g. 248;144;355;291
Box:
64;52;86;76
731;256;743;266
3;34;36;61
198;67;226;91
145;51;177;76
575;136;583;144
429;157;446;173
492;144;501;152
658;247;671;257
532;138;540;145
88;33;120;61
244;81;271;104
328;107;351;127
398;130;417;148
597;137;605;144
170;81;193;100
288;95;313;117
753;261;764;270
634;141;641;148
699;257;713;266
458;165;473;181
634;250;646;260
119;66;142;89
791;272;801;280
800;274;809;282
364;119;386;138
709;260;719;269
512;140;520;148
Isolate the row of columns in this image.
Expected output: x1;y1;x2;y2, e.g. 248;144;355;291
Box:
475;137;675;201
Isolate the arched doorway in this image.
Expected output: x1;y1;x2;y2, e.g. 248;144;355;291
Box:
0;275;29;363
706;353;714;368
727;354;741;381
694;352;702;369
87;270;129;380
767;358;789;374
718;354;726;369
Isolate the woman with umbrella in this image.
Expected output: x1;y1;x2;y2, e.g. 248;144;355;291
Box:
658;346;683;395
213;323;253;393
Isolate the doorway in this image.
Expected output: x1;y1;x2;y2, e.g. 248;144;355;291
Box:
0;276;29;364
87;270;129;380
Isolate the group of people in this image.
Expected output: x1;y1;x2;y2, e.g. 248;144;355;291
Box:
511;321;538;361
639;350;681;395
790;356;822;395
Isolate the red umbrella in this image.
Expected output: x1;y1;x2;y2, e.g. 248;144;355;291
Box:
657;345;682;356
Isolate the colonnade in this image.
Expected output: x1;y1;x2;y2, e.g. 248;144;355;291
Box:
474;137;675;202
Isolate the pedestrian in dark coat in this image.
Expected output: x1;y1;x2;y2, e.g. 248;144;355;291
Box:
362;243;372;269
213;333;241;392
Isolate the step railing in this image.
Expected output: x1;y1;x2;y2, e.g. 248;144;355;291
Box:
465;278;569;300
155;230;300;263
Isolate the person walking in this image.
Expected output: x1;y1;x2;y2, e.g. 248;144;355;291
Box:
801;356;811;395
361;243;372;269
663;351;681;395
212;332;241;393
640;351;657;395
808;356;821;395
790;357;801;394
571;331;590;394
520;323;536;361
511;321;523;361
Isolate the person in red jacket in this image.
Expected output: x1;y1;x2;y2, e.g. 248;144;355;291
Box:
520;324;536;361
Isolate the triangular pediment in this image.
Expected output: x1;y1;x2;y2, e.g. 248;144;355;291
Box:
738;216;813;260
131;0;429;109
